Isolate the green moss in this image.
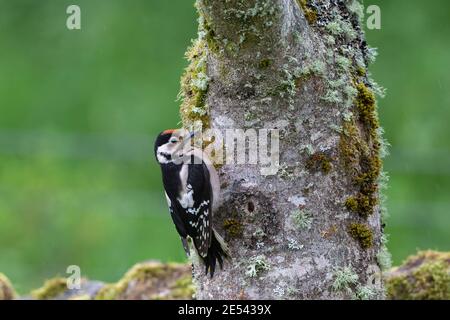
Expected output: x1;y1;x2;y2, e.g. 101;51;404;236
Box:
355;194;373;214
355;155;382;189
95;289;117;300
355;83;379;139
96;262;192;300
356;66;366;77
201;17;221;55
344;196;358;212
296;0;317;24
345;193;377;218
69;294;91;300
179;39;210;129
339;121;361;167
348;223;373;249
306;152;332;174
223;218;243;238
0;273;17;300
386;251;450;300
95;262;165;300
258;58;272;69
31;277;67;300
164;275;195;300
339;82;382;218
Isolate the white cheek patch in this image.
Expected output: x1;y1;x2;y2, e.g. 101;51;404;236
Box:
157;145;171;164
157;141;187;164
157;144;180;164
158;144;171;154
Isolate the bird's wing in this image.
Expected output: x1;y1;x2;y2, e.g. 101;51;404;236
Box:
180;236;190;256
183;159;212;258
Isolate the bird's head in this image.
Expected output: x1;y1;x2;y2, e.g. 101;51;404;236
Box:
154;128;196;164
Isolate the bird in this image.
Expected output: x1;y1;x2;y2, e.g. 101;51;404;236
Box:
154;128;230;277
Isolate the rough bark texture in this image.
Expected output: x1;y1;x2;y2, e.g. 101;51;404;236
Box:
180;0;389;299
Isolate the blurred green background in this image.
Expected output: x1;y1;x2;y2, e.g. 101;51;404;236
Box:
0;0;448;292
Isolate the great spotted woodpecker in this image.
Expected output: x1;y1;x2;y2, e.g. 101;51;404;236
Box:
154;128;230;277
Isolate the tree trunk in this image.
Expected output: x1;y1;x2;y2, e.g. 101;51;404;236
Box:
179;0;389;299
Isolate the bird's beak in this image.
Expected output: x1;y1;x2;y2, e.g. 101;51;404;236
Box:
182;131;196;144
175;131;197;153
185;131;197;146
188;131;196;140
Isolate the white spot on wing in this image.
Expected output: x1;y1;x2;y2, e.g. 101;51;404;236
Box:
178;189;194;208
186;200;209;215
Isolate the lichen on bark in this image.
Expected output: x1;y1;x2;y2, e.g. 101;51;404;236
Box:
178;0;387;300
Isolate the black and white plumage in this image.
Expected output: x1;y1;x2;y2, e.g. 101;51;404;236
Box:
154;129;230;277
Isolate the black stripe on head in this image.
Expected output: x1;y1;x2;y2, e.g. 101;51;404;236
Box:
154;131;173;157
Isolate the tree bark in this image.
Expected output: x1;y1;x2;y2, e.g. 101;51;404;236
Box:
180;0;388;299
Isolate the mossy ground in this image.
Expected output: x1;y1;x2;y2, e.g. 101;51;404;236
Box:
386;251;450;300
31;277;67;300
0;273;17;300
95;262;193;300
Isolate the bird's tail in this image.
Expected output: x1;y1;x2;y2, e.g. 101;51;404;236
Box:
201;229;231;278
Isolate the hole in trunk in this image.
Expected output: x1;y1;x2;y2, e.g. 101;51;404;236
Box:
247;201;255;213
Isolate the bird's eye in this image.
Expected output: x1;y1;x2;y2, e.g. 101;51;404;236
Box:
170;138;178;144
